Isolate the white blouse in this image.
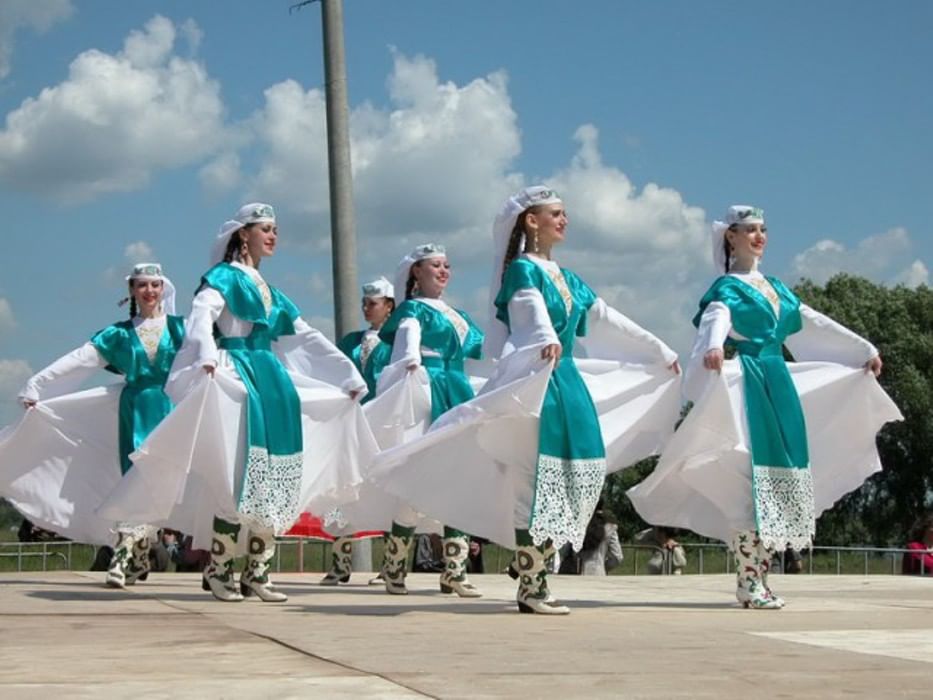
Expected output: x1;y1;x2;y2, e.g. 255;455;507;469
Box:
503;255;678;366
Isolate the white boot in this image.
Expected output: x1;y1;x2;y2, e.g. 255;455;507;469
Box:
381;532;412;595
125;527;155;586
105;531;136;589
757;538;785;608
439;533;482;598
241;530;288;602
202;517;244;602
732;531;781;610
320;537;353;586
515;545;570;615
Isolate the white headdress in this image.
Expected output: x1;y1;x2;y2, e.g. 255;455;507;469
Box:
124;262;176;315
362;276;394;300
210;202;276;265
393;243;447;301
484;185;563;357
711;205;765;272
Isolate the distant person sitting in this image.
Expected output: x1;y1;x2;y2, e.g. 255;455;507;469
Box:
17;518;66;543
904;514;933;576
635;526;687;575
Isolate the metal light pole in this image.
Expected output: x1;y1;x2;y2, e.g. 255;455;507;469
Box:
319;0;371;572
320;0;358;339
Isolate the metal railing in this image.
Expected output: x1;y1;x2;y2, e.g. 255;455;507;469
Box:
1;539;928;576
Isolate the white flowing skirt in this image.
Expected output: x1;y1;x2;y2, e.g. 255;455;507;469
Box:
626;360;903;545
97;368;378;550
0;386;125;545
367;346;682;548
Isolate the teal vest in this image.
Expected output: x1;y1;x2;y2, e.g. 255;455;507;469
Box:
91;315;185;474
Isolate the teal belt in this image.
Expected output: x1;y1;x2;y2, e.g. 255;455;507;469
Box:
734;341;783;359
422;355;464;373
219;336;272;351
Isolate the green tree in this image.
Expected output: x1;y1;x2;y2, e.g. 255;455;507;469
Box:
793;274;933;545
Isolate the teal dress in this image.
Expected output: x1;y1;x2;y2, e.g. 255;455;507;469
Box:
91;316;185;475
201;263;305;532
694;274;814;547
495;258;607;550
337;330;391;404
380;300;484;423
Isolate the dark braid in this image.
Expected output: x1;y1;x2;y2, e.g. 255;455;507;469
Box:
223;231;242;263
723;225;736;273
405;271;417;300
129;296;138;319
501;208;539;282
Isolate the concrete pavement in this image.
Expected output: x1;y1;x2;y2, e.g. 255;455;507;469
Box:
0;572;930;698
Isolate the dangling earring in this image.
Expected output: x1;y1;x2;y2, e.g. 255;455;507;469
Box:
530;229;540;254
240;239;249;261
412;280;421;297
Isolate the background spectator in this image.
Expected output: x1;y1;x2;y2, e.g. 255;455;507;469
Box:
635;526;687;575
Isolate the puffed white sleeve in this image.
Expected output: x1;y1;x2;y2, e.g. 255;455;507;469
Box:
390;317;423;367
18;342;107;403
506;287;560;350
581;298;679;366
682;301;731;404
276;317;367;396
186;286;225;369
783;303;878;367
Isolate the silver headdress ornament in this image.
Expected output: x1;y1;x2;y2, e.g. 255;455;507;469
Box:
121;262;176;314
362;276;395;300
711;205;765;273
393;243;447;300
485;185;563;357
211;202;277;265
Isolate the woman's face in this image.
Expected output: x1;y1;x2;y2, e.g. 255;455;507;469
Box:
527;202;568;248
131;278;164;315
726;222;767;262
412;256;451;298
243;222;278;261
362;296;393;328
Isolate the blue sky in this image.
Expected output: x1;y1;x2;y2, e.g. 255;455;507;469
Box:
0;0;930;423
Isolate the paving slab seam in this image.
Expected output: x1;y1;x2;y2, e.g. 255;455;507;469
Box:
148;595;440;699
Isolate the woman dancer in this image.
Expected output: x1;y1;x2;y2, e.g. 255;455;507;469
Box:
374;244;485;597
99;203;376;602
1;263;183;588
319;276;394;585
628;205;902;608
369;187;682;613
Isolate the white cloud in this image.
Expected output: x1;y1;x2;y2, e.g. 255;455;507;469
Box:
0;297;15;330
199;152;241;194
241;53;705;352
0;0;74;79
0;15;228;202
895;260;929;288
791;227;929;287
124;241;154;263
543;125;710;351
247;52;522;258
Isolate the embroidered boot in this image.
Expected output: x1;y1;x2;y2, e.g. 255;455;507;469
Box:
732;531;780;610
105;530;136;589
515;543;570;615
240;529;288;602
381;524;413;595
124;527;154;586
757;538;785;608
202;517;244;602
439;529;482;598
320;537;353;585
